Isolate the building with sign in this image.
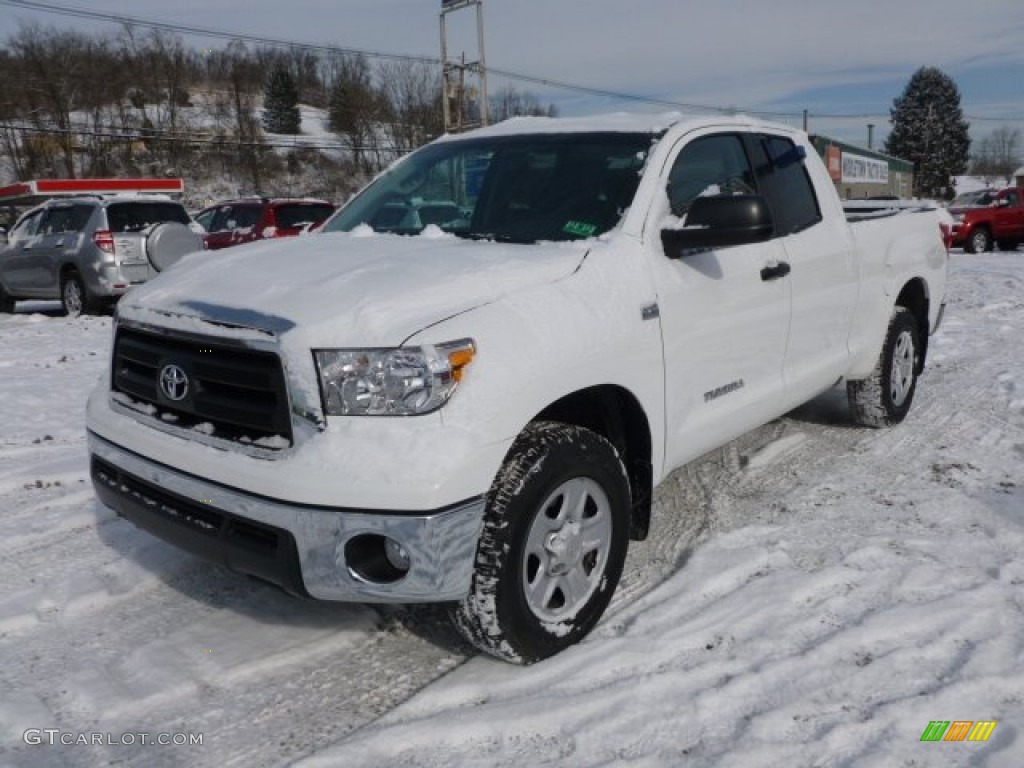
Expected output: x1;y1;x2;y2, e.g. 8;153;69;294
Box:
810;136;914;200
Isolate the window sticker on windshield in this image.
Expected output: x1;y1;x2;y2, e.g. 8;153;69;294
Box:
563;220;598;238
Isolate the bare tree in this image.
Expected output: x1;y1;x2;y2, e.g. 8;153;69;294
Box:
8;23;96;177
327;52;383;175
378;59;443;154
489;85;558;123
970;127;1021;183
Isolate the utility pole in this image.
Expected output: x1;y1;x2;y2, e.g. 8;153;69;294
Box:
440;0;488;134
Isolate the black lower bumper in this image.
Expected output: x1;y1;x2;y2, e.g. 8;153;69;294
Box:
91;455;309;597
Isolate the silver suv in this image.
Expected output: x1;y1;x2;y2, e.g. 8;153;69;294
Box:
0;196;202;316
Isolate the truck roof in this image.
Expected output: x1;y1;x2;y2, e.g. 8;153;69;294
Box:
439;112;787;142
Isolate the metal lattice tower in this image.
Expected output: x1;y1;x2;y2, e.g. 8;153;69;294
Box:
439;0;488;133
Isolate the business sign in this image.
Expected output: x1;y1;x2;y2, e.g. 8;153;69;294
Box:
841;152;889;184
825;146;841;181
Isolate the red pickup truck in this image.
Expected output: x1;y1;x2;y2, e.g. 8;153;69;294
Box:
948;187;1024;253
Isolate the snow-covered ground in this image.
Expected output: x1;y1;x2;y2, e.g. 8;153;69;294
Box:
0;249;1022;767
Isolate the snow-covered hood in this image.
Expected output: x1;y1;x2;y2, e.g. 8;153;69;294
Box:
118;230;589;346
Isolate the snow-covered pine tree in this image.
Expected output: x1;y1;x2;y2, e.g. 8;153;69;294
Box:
262;65;301;135
885;67;970;199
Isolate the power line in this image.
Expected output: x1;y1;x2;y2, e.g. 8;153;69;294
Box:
2;0;1023;123
0;120;412;154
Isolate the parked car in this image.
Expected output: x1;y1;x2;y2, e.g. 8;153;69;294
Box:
195;198;336;250
87;114;948;663
0;195;201;316
948;186;1024;253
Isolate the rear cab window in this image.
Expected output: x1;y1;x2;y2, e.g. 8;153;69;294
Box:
749;134;822;235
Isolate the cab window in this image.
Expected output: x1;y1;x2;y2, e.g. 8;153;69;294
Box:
666;134;757;218
750;135;821;235
39;205;93;235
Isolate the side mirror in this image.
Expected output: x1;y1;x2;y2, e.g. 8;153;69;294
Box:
996;198;1010;208
661;194;774;258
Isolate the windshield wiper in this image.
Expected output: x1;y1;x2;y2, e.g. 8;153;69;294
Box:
453;231;537;245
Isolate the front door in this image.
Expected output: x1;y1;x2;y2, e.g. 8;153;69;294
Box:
993;189;1024;242
645;131;792;471
0;208;45;294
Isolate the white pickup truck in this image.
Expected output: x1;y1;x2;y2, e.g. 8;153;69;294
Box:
87;113;948;663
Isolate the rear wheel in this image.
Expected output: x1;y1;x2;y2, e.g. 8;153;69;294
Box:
847;307;921;427
965;227;991;254
451;421;630;664
61;270;98;317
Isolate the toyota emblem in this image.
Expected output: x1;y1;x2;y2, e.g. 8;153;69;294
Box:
159;364;189;401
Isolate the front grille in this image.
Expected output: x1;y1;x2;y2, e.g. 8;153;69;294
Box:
112;326;292;447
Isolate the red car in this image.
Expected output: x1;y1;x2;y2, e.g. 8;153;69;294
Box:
195;198;336;251
948;187;1024;253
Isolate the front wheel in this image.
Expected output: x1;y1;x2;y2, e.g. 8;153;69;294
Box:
965;227;991;254
451;422;630;664
847;307;921;427
0;284;14;313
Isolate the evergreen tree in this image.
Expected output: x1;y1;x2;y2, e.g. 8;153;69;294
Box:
262;65;301;135
885;67;970;199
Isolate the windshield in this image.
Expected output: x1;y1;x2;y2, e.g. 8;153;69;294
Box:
950;189;996;207
323;132;652;243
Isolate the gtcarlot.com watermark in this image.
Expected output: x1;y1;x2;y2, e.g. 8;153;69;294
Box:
24;729;203;747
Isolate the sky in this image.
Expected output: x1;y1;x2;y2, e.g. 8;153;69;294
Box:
1;0;1023;151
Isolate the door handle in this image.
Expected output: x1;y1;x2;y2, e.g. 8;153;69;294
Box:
760;261;791;281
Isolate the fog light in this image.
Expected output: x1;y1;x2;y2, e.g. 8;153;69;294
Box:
384;538;410;571
344;533;411;584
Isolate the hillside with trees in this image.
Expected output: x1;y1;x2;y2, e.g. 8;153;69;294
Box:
0;24;554;206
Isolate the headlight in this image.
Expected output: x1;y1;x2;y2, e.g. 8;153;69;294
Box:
952;213;965;223
314;339;475;416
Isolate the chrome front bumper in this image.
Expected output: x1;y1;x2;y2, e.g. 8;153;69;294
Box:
89;433;485;603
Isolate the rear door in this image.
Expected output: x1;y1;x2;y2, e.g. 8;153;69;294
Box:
747;133;859;407
32;203;93;295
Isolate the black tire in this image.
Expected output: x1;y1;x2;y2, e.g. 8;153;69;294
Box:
964;227;991;254
847;307;921;427
60;270;98;317
451;421;631;664
997;240;1019;252
0;284;14;313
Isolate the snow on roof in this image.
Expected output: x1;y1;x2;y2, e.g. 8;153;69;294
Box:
439;111;781;141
